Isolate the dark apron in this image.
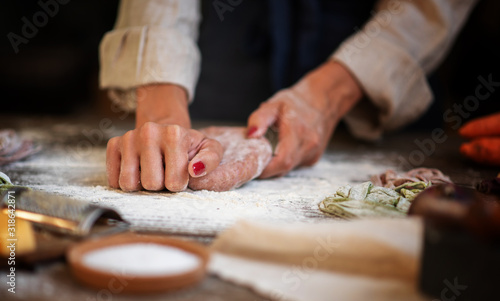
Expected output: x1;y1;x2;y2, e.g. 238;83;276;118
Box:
190;0;378;122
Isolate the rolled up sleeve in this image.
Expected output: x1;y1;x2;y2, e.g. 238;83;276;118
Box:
331;0;478;140
99;0;201;111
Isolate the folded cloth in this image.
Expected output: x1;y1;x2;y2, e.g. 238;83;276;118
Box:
0;129;41;166
318;168;453;219
209;218;428;301
370;168;452;189
318;181;427;218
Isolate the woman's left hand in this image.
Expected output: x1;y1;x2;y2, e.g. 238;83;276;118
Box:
246;61;363;178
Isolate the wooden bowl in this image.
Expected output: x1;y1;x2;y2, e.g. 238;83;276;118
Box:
67;232;210;294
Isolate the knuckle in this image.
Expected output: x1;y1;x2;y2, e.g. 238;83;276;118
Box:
279;112;293;126
281;157;295;172
164;125;184;142
139;122;158;140
273;89;290;101
306;133;321;150
122;130;136;144
107;137;120;149
285;108;298;121
106;138;121;155
209;139;224;157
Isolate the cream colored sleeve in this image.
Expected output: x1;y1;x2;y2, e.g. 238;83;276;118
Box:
332;0;478;140
99;0;201;111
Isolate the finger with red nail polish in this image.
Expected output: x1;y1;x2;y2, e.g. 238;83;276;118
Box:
247;101;279;138
188;135;224;178
247;126;258;137
192;161;206;176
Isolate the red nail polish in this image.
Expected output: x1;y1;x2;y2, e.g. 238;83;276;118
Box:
192;161;205;176
247;126;258;137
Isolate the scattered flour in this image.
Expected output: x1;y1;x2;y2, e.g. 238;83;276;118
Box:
4;126;397;236
82;243;201;276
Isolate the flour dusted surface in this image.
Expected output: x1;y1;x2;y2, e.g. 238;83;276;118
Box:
5;126;395;236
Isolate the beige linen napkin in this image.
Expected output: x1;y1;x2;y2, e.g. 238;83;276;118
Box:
209;218;430;301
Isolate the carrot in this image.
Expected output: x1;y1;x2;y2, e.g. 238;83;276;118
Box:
460;137;500;166
459;112;500;139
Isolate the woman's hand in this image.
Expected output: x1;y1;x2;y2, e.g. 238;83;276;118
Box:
247;61;363;178
106;84;224;192
106;123;224;192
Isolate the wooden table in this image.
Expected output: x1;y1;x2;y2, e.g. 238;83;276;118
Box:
0;114;497;301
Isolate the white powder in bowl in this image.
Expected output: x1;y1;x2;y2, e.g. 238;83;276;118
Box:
82;243;202;276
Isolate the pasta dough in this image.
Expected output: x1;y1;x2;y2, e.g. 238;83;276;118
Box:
188;127;272;191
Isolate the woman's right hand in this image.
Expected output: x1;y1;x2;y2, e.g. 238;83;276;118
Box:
106;84;224;192
106;123;224;192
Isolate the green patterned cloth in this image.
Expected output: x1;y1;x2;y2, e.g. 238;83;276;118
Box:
319;181;428;218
